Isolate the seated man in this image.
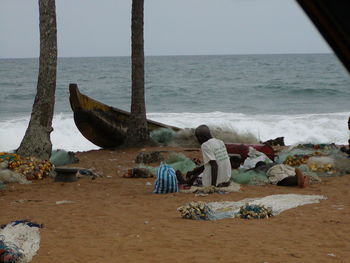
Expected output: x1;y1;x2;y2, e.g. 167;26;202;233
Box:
177;125;231;187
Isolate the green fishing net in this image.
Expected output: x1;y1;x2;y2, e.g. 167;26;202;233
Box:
150;128;176;145
275;144;350;177
136;152;196;176
231;169;269;185
164;153;196;174
134;164;158;176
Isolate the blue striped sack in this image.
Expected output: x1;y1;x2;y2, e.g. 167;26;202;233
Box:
153;162;179;194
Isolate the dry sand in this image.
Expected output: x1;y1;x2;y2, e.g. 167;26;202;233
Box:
1;146;350;263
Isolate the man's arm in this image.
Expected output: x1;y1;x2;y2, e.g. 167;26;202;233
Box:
186;165;204;178
209;160;218;186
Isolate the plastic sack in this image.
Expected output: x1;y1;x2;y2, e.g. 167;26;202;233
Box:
50;149;79;167
153;162;179;194
266;164;295;185
241;147;272;169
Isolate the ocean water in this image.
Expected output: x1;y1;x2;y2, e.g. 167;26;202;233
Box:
0;54;349;151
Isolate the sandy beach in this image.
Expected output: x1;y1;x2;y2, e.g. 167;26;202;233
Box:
1;146;350;263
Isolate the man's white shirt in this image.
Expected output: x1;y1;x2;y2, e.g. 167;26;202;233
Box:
200;138;231;187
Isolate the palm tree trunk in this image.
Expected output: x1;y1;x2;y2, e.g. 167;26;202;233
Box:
125;0;149;146
17;0;57;160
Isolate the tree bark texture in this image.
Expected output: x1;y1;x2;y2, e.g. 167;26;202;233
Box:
125;0;149;146
17;0;57;160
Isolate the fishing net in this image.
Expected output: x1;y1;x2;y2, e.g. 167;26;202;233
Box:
135;153;196;176
275;144;349;177
239;204;273;219
177;201;215;220
0;153;53;180
150;128;176;145
165;153;196;174
178;194;326;221
0;161;31;184
134;164;158;176
154;126;259;148
231;169;269;185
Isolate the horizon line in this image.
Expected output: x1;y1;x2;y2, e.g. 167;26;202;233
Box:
0;51;333;60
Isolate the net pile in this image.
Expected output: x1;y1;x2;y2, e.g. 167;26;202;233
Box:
239;204;273;219
177;201;214;220
231;169;269;185
178;194;326;220
135;153;196;176
150;128;176;145
276;144;349;177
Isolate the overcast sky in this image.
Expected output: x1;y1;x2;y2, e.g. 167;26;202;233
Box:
0;0;331;58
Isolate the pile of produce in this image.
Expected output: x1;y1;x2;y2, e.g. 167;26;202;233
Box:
239;204;273;219
178;201;213;220
0;153;53;180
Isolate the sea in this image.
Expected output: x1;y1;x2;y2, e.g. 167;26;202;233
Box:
1;53;349;152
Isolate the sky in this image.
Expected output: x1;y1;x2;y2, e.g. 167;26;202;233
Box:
0;0;332;58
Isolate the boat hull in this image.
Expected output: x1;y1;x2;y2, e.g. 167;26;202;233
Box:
69;83;180;148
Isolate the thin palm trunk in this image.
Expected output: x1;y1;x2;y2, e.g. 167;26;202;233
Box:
125;0;149;146
17;0;57;159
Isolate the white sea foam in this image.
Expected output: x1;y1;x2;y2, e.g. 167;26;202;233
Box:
0;111;349;152
0;113;99;152
147;111;350;146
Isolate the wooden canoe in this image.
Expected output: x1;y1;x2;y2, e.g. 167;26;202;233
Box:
69;83;181;148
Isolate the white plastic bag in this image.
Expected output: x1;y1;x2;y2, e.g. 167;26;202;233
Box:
242;147;273;169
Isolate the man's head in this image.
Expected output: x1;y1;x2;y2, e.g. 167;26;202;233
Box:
229;154;241;169
194;125;212;144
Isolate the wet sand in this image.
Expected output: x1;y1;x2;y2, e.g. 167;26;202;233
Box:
1;146;350;263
